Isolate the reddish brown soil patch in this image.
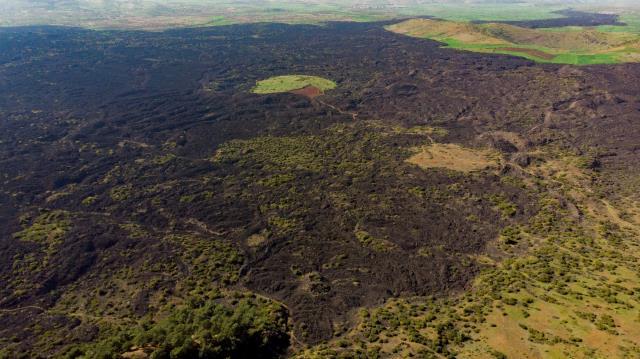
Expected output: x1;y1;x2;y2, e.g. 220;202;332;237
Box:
497;47;555;60
290;85;322;98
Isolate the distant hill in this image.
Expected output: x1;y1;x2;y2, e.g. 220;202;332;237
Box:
387;18;640;64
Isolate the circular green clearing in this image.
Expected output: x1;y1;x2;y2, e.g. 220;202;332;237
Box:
252;75;336;94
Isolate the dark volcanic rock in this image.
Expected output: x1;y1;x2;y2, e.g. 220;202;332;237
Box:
2;19;640;354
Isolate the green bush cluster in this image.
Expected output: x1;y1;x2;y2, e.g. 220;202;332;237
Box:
488;194;518;218
66;297;289;359
13;210;71;245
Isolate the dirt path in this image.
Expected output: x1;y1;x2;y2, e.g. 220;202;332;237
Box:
316;99;359;121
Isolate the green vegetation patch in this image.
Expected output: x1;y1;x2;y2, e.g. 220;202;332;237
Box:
65;295;289;359
213;135;322;172
252;75;336;94
355;229;396;253
167;234;244;286
13;210;71;245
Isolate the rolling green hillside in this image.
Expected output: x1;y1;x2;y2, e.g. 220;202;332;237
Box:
387;18;640;64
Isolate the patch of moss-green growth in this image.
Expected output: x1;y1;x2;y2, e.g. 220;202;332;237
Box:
268;216;300;233
119;222;148;239
322;254;348;270
13;210;71;245
500;225;522;245
213;135;321;172
408;186;426;198
526;327;555;344
417;247;432;257
81;195;97;205
259;173;296;187
110;185;133;201
598;221;625;246
166;234;243;285
355;229;396;252
179;194;196;203
488;194;518;218
252;75;336;94
405;125;449;137
596;314;616;332
575;311;597;323
151;153;177;165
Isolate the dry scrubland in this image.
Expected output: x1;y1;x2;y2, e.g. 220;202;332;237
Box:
407;143;499;173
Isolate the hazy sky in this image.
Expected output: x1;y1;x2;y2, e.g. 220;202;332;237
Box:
1;0;638;29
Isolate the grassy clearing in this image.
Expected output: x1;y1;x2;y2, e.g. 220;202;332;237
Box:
406;143;498;173
252;75;336;95
387;18;640;65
